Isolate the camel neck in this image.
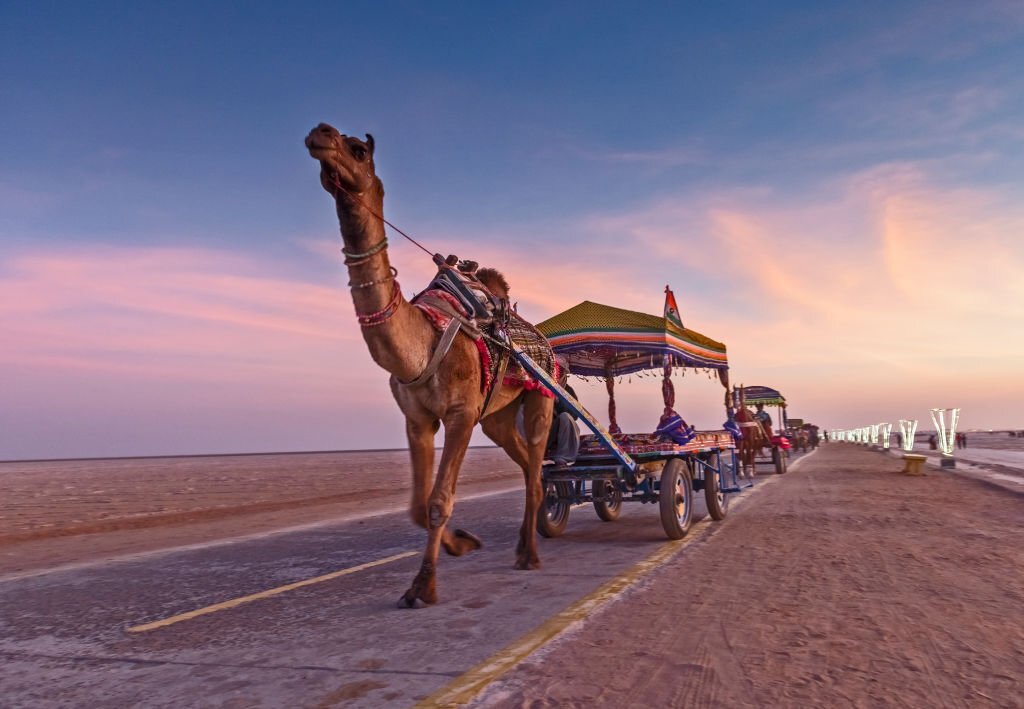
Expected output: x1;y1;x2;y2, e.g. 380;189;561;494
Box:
336;193;434;382
338;192;393;303
336;189;387;258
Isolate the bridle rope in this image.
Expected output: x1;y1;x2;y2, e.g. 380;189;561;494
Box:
328;173;440;327
329;173;435;258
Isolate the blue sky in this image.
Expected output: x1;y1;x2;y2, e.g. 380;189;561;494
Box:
2;2;1023;458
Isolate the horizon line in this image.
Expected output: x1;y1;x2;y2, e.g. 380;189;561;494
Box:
4;429;1022;465
0;444;504;466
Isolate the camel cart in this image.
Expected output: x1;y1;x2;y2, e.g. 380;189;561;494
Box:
737;385;791;475
512;299;741;541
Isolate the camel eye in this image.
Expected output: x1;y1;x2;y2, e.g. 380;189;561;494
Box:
351;144;367;161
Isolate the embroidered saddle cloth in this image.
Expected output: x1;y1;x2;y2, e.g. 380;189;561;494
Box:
411;264;556;397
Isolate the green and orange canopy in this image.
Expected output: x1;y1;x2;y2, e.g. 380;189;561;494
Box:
740;385;786;407
536;300;728;378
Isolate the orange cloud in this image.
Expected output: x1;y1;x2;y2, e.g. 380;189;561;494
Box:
425;163;1024;430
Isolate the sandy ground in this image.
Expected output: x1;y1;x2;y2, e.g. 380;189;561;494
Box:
0;448;522;575
474;443;1024;708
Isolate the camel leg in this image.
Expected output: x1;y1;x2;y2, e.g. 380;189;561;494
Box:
399;409;476;608
406;417;481;558
406;416;436;531
742;447;755;480
482;393;551;570
481;401;533;567
518;392;552;569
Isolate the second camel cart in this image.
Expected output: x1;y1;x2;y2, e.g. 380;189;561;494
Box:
514;297;743;541
737;384;791;475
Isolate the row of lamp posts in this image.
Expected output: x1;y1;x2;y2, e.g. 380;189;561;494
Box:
829;408;961;469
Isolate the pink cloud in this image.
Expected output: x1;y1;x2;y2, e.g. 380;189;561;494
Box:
0;245;414;458
4;159;1022;459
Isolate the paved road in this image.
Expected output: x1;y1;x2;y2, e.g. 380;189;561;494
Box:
470;444;1024;708
0;454;809;708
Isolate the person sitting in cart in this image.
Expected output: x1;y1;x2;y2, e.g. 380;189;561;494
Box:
515;357;580;470
754;403;773;436
548;358;581;469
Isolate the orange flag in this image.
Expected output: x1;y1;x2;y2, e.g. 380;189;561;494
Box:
664;285;684;330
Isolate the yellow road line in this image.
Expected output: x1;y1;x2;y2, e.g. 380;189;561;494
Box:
415;523;713;708
416;457;797;706
126;550;418;633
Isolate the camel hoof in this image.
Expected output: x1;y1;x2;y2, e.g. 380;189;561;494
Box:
397;594;422;609
514;556;541;571
443;528;483;556
455;528;482;546
397;586;437;608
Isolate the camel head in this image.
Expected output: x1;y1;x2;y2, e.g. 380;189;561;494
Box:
305;123;379;198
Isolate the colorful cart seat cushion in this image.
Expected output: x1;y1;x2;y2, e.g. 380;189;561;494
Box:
654;411;697;446
723;417;743;440
578;429;734;457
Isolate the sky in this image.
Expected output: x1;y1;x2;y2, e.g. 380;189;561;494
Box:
2;1;1023;459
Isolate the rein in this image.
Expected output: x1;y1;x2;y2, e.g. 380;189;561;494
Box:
326;172;518;382
328;173;429;328
329;173;435;258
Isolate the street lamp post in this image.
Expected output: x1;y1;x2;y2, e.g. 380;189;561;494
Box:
930;408;960;469
899;419;918;452
880;422;893;450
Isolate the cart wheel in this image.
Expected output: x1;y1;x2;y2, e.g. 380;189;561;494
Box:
659;459;693;540
537;481;572;538
592;479;622;522
704;453;729;521
773;446;788;475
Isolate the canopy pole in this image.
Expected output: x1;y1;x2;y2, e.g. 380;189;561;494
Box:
605;368;621;435
662;360;675;415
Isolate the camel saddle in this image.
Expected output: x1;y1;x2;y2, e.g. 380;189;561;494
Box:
408;255;557;417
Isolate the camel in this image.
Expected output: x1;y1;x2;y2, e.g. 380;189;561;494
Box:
304;123;554;607
793;428;810;453
733;388;770;480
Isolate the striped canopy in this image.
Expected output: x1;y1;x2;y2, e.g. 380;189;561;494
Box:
536;300;728;377
741;385;786;407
